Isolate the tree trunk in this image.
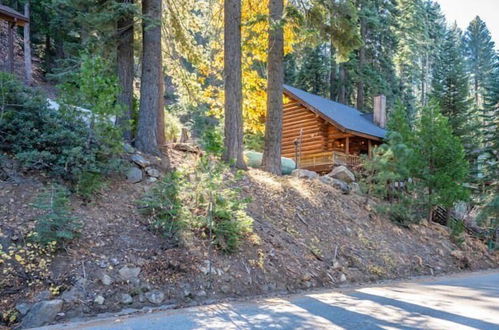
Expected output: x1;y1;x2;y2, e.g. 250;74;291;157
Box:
223;0;246;169
338;64;347;104
116;0;135;142
356;14;366;110
136;0;165;155
262;0;284;175
23;2;33;85
329;40;337;100
7;22;15;74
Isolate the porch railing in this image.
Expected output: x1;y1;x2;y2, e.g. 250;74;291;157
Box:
298;151;361;169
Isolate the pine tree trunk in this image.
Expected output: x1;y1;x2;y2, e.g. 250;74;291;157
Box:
223;0;246;169
23;2;33;85
329;44;337;100
338;64;347;104
262;0;284;175
356;15;366;110
116;0;135;143
136;0;165;155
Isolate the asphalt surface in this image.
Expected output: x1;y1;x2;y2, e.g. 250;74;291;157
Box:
40;270;499;330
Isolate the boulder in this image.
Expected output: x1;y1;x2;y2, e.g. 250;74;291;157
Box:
124;143;135;154
131;154;151;168
94;295;105;305
145;290;165;305
20;300;63;328
15;303;31;316
350;182;360;193
340;273;347;282
328;166;355;183
320;176;351;194
121;293;133;304
119;266;141;281
291;169;318;180
100;274;113;286
145;167;161;178
126;167;143;183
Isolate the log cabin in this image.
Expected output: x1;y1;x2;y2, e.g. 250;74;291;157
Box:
0;4;29;74
282;85;387;173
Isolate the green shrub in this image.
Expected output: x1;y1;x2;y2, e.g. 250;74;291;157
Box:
201;127;224;156
448;218;465;246
32;185;81;247
140;157;253;252
0;58;123;197
139;171;183;237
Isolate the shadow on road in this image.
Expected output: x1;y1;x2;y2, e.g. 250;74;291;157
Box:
351;291;499;329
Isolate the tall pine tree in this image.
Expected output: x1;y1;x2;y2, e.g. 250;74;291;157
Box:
431;24;471;141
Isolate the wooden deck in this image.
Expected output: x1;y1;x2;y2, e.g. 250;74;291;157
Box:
298;151;362;173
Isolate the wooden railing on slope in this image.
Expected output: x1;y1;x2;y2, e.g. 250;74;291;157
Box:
299;151;361;169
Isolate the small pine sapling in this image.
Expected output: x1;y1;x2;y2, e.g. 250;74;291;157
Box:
32;185;81;247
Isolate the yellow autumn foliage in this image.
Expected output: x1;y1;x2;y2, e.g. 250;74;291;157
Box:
207;0;301;133
162;0;301;134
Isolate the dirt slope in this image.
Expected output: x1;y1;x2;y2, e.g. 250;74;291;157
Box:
0;153;497;327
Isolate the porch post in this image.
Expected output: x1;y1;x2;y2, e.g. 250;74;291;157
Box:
368;139;372;158
345;136;350;154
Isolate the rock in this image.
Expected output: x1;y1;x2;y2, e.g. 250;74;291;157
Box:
332;260;342;270
100;274;113;286
350;182;360;193
147;177;158;183
121;293;133;304
131;154;151;168
15;303;31;316
126;167;143;183
145;290;165;304
196;290;207;298
328;166;355;183
61;285;85;303
145;167;161;178
94;295;105;305
320;176;351;194
174;143;200;153
20;300;63;328
340;273;347;282
451;250;465;261
198;260;223;275
291;169;318;180
221;285;231;294
98;259;109;268
124;143;135;154
35;290;51;302
119;266;141;281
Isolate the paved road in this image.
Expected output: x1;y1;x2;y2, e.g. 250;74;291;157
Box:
41;271;499;330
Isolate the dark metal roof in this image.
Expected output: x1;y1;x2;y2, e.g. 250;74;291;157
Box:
284;85;386;139
0;5;29;25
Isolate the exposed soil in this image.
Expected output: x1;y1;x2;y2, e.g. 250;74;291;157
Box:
0;148;497;328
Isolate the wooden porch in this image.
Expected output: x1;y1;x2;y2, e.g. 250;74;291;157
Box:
298;151;362;173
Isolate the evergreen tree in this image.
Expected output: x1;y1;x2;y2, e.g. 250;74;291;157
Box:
412;101;469;220
394;0;445;118
262;0;284;175
431;24;471;141
294;45;329;97
223;0;246;169
463;16;496;108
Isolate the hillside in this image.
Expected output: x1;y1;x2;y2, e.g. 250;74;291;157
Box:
0;148;497;328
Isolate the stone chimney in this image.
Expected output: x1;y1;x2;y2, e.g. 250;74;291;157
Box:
373;95;386;128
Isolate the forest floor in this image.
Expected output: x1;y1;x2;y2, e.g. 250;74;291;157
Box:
0;146;498;328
